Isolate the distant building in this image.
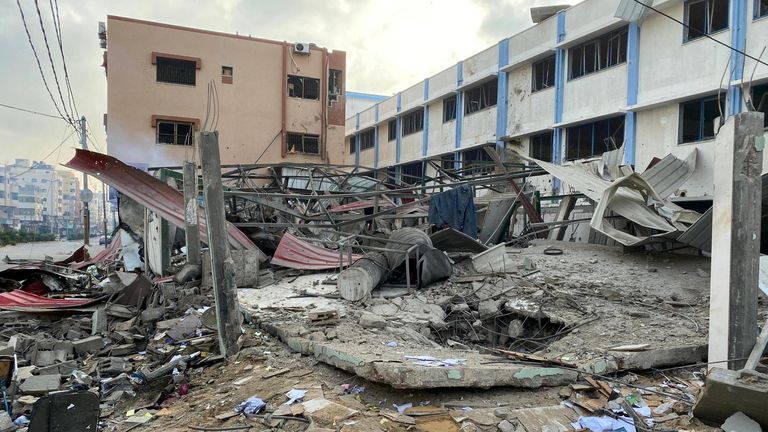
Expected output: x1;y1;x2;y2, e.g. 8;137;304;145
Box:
0;159;82;235
102;15;347;169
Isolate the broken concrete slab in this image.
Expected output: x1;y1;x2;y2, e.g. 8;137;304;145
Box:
261;321;578;389
19;374;60;395
72;336;105;355
693;368;768;427
359;312;387;329
722;411;762;432
302;398;358;428
471;244;511;273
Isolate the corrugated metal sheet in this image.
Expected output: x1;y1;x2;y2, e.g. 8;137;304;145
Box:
270;232;363;270
677;207;712;252
65;149;264;259
640;150;697;199
614;0;652;22
0;290;98;311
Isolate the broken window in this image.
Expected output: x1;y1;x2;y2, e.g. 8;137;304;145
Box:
569;27;628;80
287;75;320;100
679;95;724;143
359;128;375;151
328;69;342;105
757;0;768;18
221;66;233;84
529;131;553;162
684;0;729;41
751;83;768;128
566;116;624;160
532;55;556;92
348;136;356;154
157;120;194;146
388;119;397;141
400;162;424;185
443;96;457;122
462;147;495;176
440;154;456;171
286;132;320;154
401;109;424;136
464;79;498;115
156;57;196;85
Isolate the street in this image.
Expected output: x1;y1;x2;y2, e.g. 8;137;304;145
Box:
0;238;105;271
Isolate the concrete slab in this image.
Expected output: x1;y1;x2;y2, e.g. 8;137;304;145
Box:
72;336;105;355
19;374;60;395
693;368;768;427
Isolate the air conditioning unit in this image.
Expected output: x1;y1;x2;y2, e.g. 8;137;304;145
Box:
293;43;311;55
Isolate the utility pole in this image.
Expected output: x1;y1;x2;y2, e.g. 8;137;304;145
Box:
708;111;764;370
200;131;241;356
79;116;92;246
183;161;202;266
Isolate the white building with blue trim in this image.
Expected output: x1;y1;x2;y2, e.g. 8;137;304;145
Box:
344;0;768;206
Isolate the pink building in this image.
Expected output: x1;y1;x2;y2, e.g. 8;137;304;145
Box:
103;16;347;169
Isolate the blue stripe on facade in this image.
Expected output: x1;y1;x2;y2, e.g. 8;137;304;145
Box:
396;93;402;163
728;0;747;115
455;62;464;170
374;104;380;168
624;22;640;165
552;10;567;194
496;39;510;150
354;113;360;166
346;91;388;101
423;78;430;157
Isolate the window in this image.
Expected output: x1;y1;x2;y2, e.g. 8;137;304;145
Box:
529;131;553;162
443;96;457;122
157;120;194;146
462;147;495;176
401;110;424;136
566;116;624;160
464;79;498;115
757;0;768;18
349;136;356;154
684;0;729;41
388;119;397;141
287;75;320;100
222;66;233;84
569;27;628;79
440;154;456;170
286;133;320;154
10;193;18;200
400;162;424;185
679;95;724;143
532;55;556;92
0;191;4;199
156;57;196;85
329;69;342;105
751;83;768;128
359;129;375;151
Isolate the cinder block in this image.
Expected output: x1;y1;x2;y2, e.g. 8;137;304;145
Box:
72;336;105;355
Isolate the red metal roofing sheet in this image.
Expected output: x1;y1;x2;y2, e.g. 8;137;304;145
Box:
0;290;98;311
65;149;265;260
270;232;363;270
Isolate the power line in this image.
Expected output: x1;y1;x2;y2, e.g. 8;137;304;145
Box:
32;0;73;122
0;102;64;120
631;0;768;68
15;0;72;127
49;0;79;120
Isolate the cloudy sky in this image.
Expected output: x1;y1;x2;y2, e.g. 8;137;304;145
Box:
0;0;564;166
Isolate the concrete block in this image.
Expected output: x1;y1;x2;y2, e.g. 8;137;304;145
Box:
53;341;74;355
140;307;165;323
35;360;77;376
693;368;768;427
19;374;61;395
202;250;260;288
33;350;67;367
359;312;387;329
173;263;201;284
92;308;108;335
73;336;105;355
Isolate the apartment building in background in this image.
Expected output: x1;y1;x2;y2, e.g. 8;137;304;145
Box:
345;0;768;211
0;160;82;235
102;15;347;169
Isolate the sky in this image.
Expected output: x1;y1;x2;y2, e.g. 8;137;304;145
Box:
0;0;566;166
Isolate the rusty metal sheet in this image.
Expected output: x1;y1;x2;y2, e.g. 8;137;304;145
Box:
0;290;99;311
65;149;264;259
70;235;122;270
270;232;363;270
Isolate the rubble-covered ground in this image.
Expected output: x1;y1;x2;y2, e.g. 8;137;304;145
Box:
2;239;766;432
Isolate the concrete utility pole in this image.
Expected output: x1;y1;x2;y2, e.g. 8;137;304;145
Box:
183;161;201;266
708;111;765;370
200;132;241;356
79;116;91;245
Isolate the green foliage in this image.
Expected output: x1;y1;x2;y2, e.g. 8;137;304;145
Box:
0;230;56;246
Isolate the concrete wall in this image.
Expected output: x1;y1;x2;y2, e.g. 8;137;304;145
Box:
427;100;456;157
106;16;345;169
562;64;627;125
507;65;555;137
